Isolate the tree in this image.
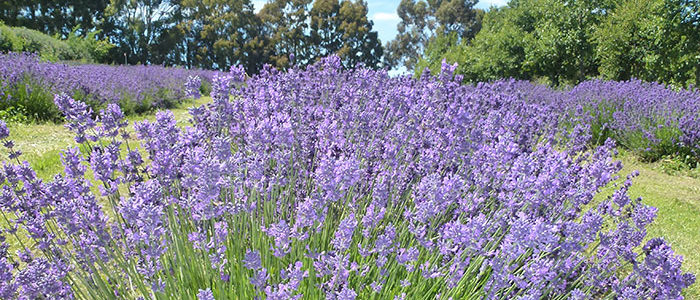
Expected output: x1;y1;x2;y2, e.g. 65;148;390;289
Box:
0;0;110;37
384;0;481;70
0;0;385;73
594;0;700;86
594;0;662;82
417;0;615;85
177;0;262;72
259;0;313;68
310;0;383;68
105;0;180;65
520;0;608;84
259;0;383;69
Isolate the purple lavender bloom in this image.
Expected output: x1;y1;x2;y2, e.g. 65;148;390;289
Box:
262;220;293;257
0;240;16;299
186;75;202;99
331;213;357;251
229;65;246;83
617;238;696;299
337;286;357;300
197;288;215;300
97;103;127;138
118;180;167;278
1;53;221;115
396;247;420;272
264;262;308;300
243;250;262;270
0;121;9;140
15;257;72;299
250;268;269;290
54;93;96;143
569;289;586;300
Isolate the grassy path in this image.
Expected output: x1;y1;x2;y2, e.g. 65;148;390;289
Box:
1;97;698;298
616;153;700;298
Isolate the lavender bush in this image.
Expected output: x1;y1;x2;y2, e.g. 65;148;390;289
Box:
0;52;219;120
566;79;700;163
0;57;695;299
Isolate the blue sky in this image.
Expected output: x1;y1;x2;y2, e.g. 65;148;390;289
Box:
366;0;508;45
251;1;509;45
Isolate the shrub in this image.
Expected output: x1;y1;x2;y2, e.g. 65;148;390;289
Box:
0;52;220;120
63;26;114;63
5;26;75;61
0;57;693;299
0;24;24;53
0;23;113;63
568;79;700;163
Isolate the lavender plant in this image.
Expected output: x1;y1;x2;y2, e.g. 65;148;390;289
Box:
0;52;219;120
0;58;694;299
567;79;700;163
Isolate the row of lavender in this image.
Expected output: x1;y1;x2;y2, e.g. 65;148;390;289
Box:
474;77;700;163
569;79;700;162
1;51;698;162
0;57;694;299
0;52;219;120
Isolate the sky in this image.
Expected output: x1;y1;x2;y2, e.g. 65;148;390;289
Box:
250;0;509;46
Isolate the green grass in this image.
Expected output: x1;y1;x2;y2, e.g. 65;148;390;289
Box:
1;96;698;298
614;151;700;299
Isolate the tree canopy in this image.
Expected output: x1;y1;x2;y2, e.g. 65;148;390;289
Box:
417;0;700;87
1;0;384;74
384;0;483;70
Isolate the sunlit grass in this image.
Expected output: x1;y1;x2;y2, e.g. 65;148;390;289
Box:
614;151;700;299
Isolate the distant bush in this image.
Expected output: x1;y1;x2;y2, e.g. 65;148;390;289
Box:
0;22;114;63
63;27;115;63
8;26;75;61
0;25;23;52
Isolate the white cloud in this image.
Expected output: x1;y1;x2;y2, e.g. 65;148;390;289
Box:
251;0;267;13
372;12;400;22
477;0;509;8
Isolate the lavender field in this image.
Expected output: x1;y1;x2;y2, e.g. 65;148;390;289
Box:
0;53;219;120
0;57;698;299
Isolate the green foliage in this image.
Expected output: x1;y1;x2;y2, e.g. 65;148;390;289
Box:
0;77;61;121
0;0;109;38
4;26;74;61
0;23;114;63
259;0;313;69
594;0;699;86
415;32;460;76
0;22;24;52
91;0;384;73
65;27;115;63
417;7;531;82
421;0;700;87
104;0;182;65
310;0;383;68
419;0;604;85
0;105;29;124
175;0;263;72
658;155;700;177
257;0;383;70
385;0;482;70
